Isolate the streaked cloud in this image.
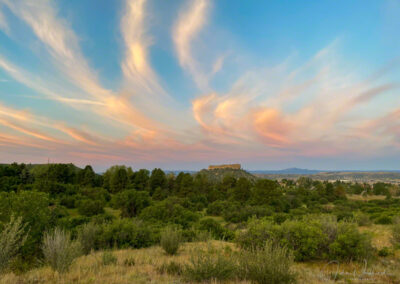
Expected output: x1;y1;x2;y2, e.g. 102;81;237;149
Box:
173;0;211;90
121;0;165;97
0;1;399;169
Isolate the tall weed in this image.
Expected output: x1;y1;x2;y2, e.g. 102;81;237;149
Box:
42;228;82;273
0;216;27;273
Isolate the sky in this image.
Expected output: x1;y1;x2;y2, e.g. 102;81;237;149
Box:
0;0;400;171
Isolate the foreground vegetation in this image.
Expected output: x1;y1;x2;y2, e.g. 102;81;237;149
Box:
1;239;399;284
1;163;400;283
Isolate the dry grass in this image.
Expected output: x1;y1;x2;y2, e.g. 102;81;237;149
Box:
360;224;392;249
347;194;387;201
0;241;241;284
1;240;399;284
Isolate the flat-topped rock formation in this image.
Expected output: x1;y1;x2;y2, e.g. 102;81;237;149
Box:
208;164;241;170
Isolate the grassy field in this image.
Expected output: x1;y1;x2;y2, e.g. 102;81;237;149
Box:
2;232;399;284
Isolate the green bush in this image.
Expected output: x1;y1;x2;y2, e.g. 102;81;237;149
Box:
77;199;104;217
238;241;296;284
184;248;237;282
375;214;392;225
140;199;199;228
112;190;151;217
42;228;82;273
182;227;212;242
238;216;373;262
0;216;27;273
77;222;101;254
353;211;371;226
278;220;327;261
158;261;183;275
236;218;276;250
378;247;392;257
160;226;181;255
237;218;328;261
206;201;229;216
101;251;117;265
0;191;51;260
198;218;234;240
98;219;157;249
329;222;374;261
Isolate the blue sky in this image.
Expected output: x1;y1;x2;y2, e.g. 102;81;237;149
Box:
0;0;399;171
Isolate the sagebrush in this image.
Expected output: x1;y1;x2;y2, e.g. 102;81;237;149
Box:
42;228;82;273
0;216;27;273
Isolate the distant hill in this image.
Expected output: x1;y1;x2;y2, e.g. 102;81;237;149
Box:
196;168;257;183
251;168;322;175
165;170;197;175
255;171;400;183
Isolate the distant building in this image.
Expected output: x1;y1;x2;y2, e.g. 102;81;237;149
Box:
208;164;241;170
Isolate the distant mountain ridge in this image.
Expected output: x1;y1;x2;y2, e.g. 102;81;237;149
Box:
250;168;323;175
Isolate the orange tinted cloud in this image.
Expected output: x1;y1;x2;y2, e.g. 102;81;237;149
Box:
173;0;211;90
57;125;99;146
252;108;291;146
0;118;59;143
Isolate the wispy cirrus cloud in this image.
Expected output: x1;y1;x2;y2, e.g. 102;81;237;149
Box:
0;0;399;169
121;0;165;97
0;0;169;135
173;0;211;90
191;42;400;158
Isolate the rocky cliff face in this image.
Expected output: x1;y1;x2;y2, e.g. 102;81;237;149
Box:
208;164;241;170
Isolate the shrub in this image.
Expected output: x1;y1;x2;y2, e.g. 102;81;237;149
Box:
278;220;327;261
317;215;338;244
77;222;101;254
42;228;82;273
198;218;234;240
0;191;51;260
101;251;117;266
77;199;104;217
112;190;151;217
98;219;157;249
182;227;211;242
375;214;392;225
329;222;374;261
353;211;371;226
206;201;229;216
236;218;276;250
184;248;237;282
160;226;181;255
0;216;28;273
158;261;183;275
238;241;296;284
237;216;375;262
140;199;199;228
378;247;392;257
238;218;328;261
273;213;289;224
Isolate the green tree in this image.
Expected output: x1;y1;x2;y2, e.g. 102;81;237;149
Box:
133;169;150;191
149;168;167;195
112;190;151;217
0;191;51;259
103;166;129;193
251;179;281;205
79;165;96;187
229;177;251;202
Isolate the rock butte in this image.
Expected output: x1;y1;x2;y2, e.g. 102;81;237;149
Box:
208;164;241;170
